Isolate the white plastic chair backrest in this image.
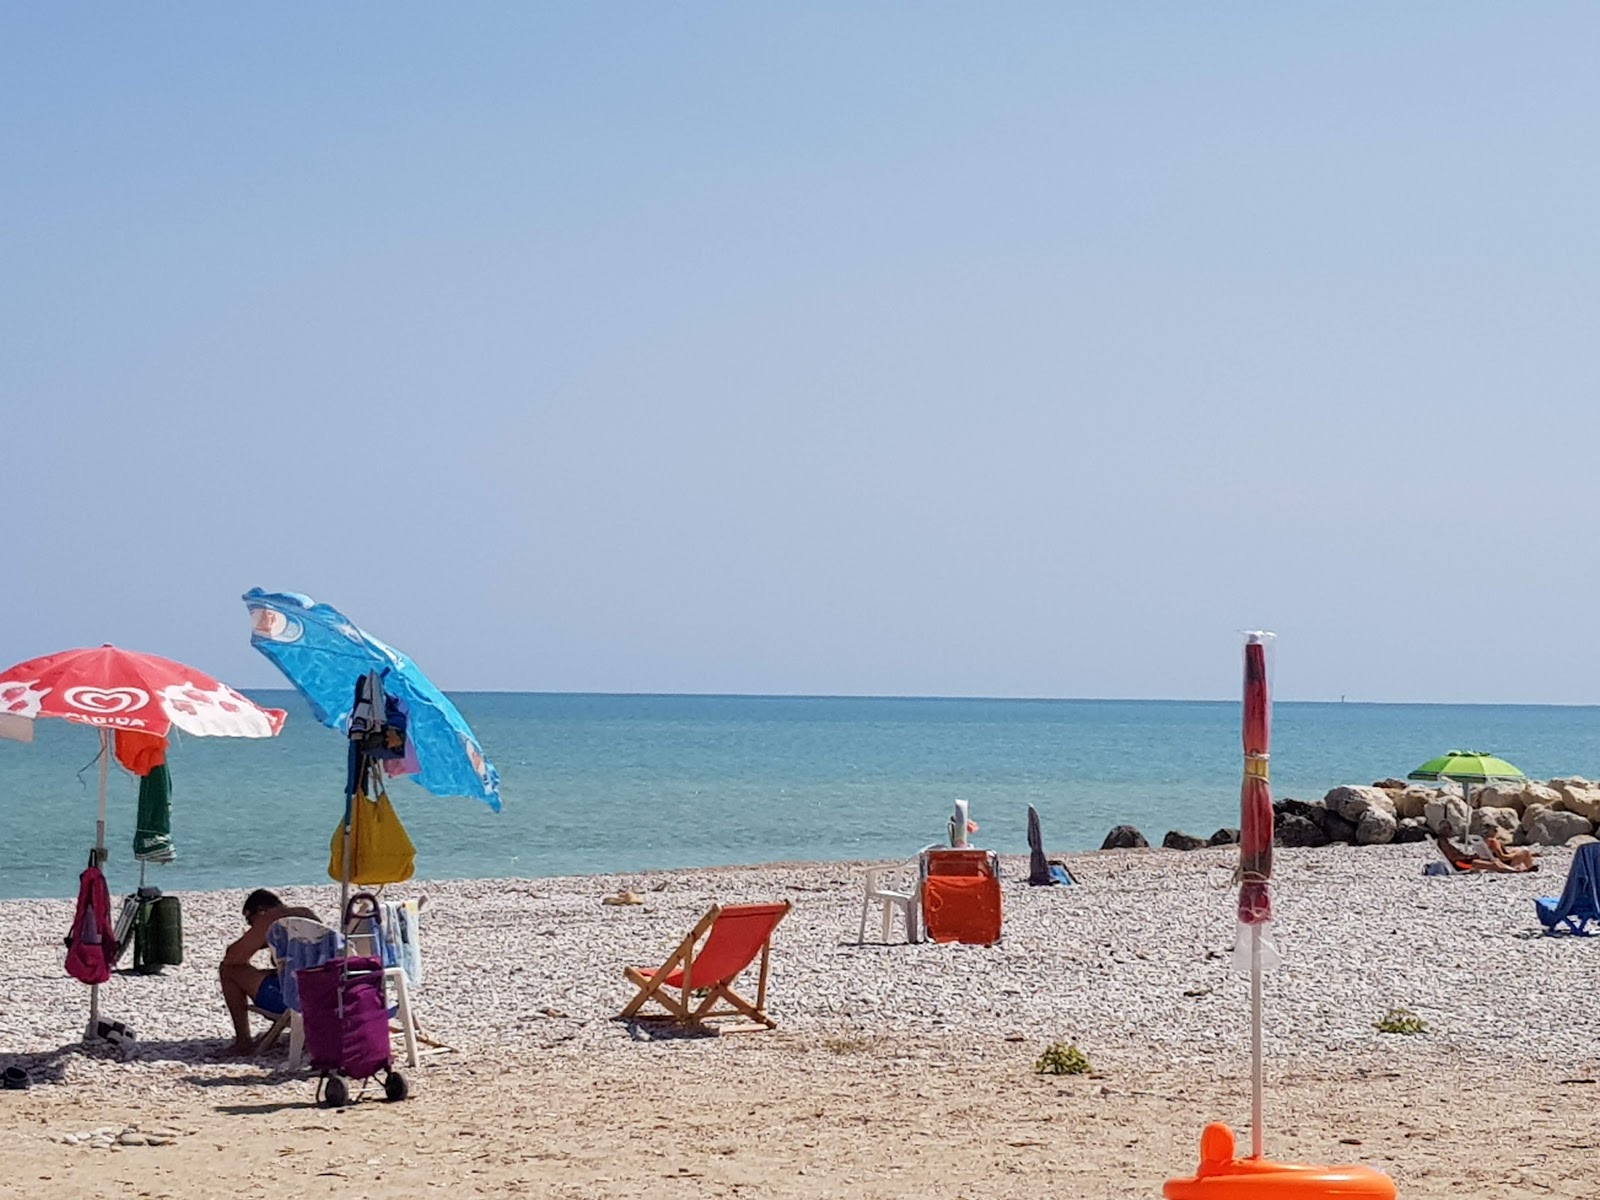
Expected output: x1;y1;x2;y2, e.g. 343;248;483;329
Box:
344;899;424;987
380;898;424;988
949;799;970;848
266;917;342;1012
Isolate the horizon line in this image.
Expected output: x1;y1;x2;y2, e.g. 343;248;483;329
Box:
234;687;1600;709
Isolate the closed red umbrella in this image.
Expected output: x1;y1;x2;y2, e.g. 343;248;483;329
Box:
1239;635;1273;925
1239;632;1274;1158
1164;634;1394;1197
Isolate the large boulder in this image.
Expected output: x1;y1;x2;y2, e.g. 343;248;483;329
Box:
1326;785;1396;822
1424;795;1471;836
1549;776;1594;795
1355;807;1398;845
1520;804;1595;847
1317;809;1359;844
1275;798;1323;821
1394;786;1434;820
1275;814;1329;848
1468;806;1520;844
1521;783;1563;814
1517;802;1551;836
1275;797;1357;843
1553;780;1600;823
1474;783;1532;815
1101;824;1149;850
1393;816;1431;844
1208;827;1240;846
1162;830;1207;851
1371;778;1408;791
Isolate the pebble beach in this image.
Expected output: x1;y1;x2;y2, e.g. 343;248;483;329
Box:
0;843;1596;1198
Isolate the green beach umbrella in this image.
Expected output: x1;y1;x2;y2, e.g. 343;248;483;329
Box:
133;763;175;864
1407;749;1526;785
1407;749;1526;811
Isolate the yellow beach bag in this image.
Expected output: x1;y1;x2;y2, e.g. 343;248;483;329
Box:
328;790;416;885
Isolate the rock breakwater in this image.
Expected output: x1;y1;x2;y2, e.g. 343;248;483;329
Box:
1109;777;1600;853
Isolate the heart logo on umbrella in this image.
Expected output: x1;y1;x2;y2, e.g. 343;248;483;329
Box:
63;687;150;714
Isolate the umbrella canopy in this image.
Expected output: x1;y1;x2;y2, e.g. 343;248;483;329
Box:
0;645;286;738
243;589;500;809
1407;749;1526;785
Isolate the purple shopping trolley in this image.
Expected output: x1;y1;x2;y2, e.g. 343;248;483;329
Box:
295;953;408;1107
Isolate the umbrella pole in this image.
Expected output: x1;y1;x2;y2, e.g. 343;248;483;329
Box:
1250;922;1263;1158
95;728;108;864
339;753;363;920
88;728;109;1041
340;794;354;920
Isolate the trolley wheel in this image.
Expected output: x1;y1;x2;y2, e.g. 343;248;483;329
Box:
321;1074;350;1109
383;1070;409;1103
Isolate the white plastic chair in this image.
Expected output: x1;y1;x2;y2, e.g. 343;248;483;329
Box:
344;898;428;1067
858;865;921;944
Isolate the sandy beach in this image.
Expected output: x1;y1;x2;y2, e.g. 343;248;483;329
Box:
0;843;1595;1198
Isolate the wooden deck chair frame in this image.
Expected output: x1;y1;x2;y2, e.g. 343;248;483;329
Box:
620;901;792;1033
249;1005;290;1055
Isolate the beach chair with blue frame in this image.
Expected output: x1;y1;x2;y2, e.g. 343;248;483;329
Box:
1534;842;1600;936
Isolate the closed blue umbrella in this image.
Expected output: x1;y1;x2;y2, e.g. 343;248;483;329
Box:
242;589;501;810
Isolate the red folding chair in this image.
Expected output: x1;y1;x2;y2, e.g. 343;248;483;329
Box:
619;901;792;1031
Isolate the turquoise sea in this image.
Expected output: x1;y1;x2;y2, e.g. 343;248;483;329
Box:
2;692;1598;901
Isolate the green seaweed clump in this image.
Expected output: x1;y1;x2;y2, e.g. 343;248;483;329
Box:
1034;1041;1091;1075
1375;1006;1427;1035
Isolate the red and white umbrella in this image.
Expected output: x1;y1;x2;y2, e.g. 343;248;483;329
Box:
0;644;285;1040
0;645;285;739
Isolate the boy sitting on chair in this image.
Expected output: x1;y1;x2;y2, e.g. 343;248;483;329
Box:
218;889;319;1055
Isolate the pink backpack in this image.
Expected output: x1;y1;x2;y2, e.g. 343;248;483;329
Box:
65;866;115;985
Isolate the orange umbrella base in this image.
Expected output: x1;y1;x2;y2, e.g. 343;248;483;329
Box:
1164;1124;1397;1200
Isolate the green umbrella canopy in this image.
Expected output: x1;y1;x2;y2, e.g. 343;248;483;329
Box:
1407;749;1527;785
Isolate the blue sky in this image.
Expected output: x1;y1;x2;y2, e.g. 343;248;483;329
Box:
4;5;1597;703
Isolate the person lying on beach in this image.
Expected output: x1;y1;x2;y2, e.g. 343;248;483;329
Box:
1482;834;1537;872
1435;823;1536;873
218;889;319;1056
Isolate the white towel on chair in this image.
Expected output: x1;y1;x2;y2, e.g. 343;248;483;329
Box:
380;899;422;989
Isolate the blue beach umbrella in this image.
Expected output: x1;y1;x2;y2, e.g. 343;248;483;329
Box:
242;589;501;810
